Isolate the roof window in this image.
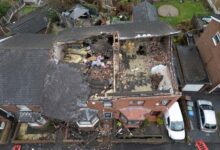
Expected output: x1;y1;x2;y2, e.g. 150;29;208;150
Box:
212;32;220;46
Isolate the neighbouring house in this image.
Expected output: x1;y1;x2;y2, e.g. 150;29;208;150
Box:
0;33;91;130
196;15;220;93
207;0;220;14
8;7;48;34
62;4;90;26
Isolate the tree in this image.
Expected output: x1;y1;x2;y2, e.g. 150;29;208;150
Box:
0;1;10;18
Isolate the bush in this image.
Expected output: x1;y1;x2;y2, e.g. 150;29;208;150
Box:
156;117;164;126
143;119;150;127
47;9;59;23
0;1;10;18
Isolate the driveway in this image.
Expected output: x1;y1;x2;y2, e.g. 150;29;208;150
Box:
183;93;220;143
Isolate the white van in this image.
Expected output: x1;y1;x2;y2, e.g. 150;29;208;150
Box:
164;102;185;140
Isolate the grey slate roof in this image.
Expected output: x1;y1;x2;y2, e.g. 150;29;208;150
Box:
132;1;158;23
8;7;48;34
69;4;89;20
42;63;90;121
0;40;49;105
0;34;54;50
176;45;210;84
0;34;90;121
57;21;179;42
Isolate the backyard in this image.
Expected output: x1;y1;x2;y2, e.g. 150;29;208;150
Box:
155;0;211;26
20;6;37;15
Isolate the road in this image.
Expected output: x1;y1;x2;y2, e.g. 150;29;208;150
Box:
1;143;220;150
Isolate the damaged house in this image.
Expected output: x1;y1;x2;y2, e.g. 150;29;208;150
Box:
0;1;182;142
54;12;180;129
83;29;181;128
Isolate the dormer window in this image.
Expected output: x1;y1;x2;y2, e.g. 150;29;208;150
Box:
212;32;220;46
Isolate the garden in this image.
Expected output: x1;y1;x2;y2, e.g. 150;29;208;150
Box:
155;0;211;26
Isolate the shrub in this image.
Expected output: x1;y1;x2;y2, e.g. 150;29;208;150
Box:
156;117;164;126
0;1;10;18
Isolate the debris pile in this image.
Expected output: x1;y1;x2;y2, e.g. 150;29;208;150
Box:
62;35;114;96
116;39;170;92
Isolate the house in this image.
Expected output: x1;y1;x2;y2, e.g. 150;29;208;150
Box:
196;15;220;93
207;0;220;14
8;7;48;34
62;4;90;21
0;33;91;129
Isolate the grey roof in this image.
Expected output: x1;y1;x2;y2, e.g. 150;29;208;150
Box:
176;45;209;84
15;112;41;123
132;1;158;23
0;40;49;105
0;34;54;50
0;34;90;121
41;63;90;121
57;21;179;42
8;7;48;34
69;4;89;20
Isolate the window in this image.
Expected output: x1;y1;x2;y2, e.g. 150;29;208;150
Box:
167;117;170;126
170;121;184;131
161;100;170;106
104;112;112;119
120;114;127;123
129;100;144;106
200;108;205;124
127;120;140;126
103;101;112;108
212;32;220;46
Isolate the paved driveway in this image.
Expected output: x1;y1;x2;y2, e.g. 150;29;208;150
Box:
184;93;220;143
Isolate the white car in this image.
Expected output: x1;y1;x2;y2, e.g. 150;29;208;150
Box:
197;100;217;132
164;102;185;140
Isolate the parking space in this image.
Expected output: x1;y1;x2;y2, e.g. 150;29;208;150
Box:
184;93;220;143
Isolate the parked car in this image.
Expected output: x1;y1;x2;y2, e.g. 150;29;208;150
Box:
197;100;217;132
164;102;185;140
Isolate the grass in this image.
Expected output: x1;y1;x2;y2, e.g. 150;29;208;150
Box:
155;0;211;26
20;6;37;15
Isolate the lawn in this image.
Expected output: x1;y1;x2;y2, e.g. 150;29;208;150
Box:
20;6;37;15
155;0;210;26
